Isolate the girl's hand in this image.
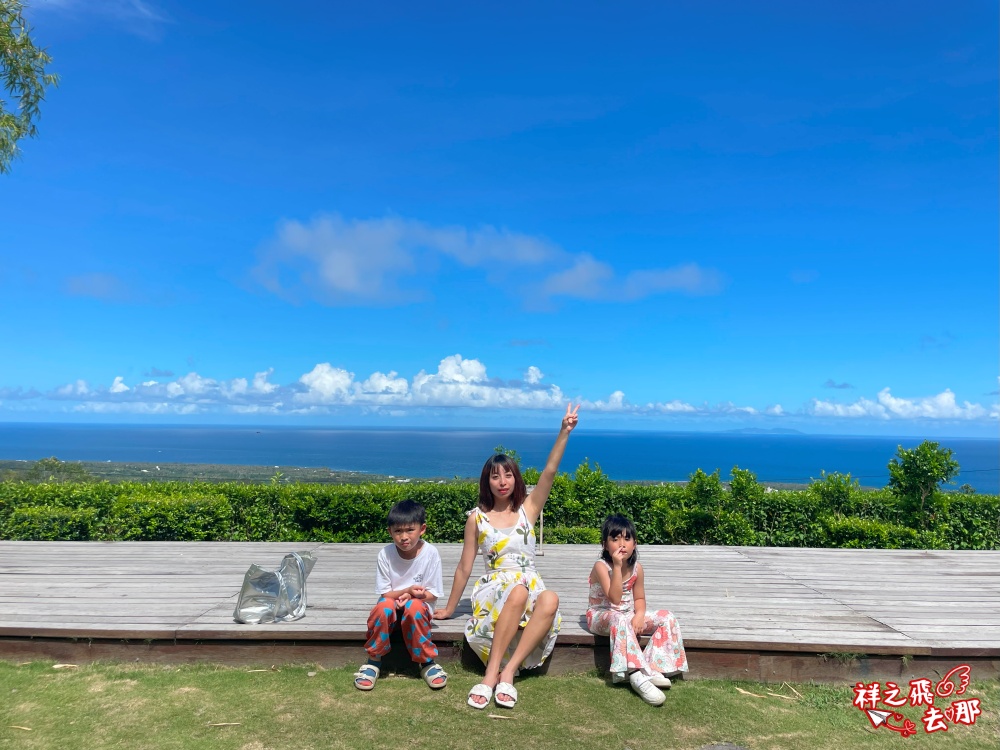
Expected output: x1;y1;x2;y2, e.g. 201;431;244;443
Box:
631;612;645;634
561;402;580;433
610;546;628;568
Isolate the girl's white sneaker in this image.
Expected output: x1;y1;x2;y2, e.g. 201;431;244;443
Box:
643;670;672;689
629;671;666;706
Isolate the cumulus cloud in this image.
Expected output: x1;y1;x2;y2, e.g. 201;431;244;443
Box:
252;214;725;308
810;388;993;421
6;363;996;425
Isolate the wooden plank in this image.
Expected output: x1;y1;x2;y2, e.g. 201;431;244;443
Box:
2;542;998;661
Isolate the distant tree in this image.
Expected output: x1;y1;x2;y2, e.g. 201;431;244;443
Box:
887;441;959;527
1;0;58;173
493;444;521;466
958;483;976;495
25;457;92;483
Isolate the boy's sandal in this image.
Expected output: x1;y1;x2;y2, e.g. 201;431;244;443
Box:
467;683;493;709
494;681;518;708
353;664;380;691
420;662;448;689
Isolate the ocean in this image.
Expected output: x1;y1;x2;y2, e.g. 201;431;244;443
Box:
0;423;997;493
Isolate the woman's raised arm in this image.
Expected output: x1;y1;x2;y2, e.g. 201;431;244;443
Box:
523;403;579;526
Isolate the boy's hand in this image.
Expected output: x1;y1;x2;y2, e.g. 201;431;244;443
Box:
396;592;411;604
409;585;427;600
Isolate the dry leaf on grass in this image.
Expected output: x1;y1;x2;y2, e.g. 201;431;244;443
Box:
8;726;32;731
307;672;317;677
734;687;765;698
53;664;78;669
207;722;242;727
487;714;513;720
246;670;269;673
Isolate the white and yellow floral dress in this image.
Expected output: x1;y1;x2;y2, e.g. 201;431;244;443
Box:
465;507;562;669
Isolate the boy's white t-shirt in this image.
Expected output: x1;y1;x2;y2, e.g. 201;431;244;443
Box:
375;541;444;613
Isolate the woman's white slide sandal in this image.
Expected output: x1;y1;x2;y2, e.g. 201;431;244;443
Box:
467;683;493;709
494;681;518;708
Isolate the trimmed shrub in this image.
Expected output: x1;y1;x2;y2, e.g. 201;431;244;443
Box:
109;488;234;541
6;505;98;541
821;516;941;550
753;490;826;547
545;526;602;545
935;494;1000;550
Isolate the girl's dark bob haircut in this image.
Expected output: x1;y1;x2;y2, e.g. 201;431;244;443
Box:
478;454;527;511
600;514;638;568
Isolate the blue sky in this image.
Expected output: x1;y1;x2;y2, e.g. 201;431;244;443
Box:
1;1;997;436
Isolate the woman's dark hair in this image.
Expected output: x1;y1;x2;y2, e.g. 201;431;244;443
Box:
600;514;638;568
478;454;527;511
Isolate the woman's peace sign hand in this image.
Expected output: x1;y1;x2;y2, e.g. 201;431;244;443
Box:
561;402;581;434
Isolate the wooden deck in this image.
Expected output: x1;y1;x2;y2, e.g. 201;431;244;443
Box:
1;541;998;683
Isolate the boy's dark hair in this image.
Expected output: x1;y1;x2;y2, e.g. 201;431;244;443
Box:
478;454;527;511
600;514;638;568
387;500;426;528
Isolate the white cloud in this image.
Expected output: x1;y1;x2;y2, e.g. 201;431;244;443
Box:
809;388;994;421
253;214;725;308
540;254;614;299
251;369;278;394
55;380;91;397
359;371;409;397
297;364;355;404
621;264;725;298
19;364;997;426
253;215;562;306
410;356;565;409
540;256;724;302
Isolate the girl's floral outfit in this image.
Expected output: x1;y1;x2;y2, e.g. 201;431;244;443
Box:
586;561;688;680
465;507;561;669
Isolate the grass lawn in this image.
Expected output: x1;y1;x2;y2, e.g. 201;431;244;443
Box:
0;661;996;750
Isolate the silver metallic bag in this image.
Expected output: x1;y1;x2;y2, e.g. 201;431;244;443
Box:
233;551;316;624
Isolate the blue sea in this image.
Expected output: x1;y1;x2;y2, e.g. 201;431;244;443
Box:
0;423;997;493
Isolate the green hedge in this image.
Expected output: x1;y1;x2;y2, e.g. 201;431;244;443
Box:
1;464;997;549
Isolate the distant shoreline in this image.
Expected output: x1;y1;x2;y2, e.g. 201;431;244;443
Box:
0;458;844;491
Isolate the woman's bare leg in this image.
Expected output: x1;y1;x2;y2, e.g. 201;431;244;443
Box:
496;590;559;702
471;585;529;706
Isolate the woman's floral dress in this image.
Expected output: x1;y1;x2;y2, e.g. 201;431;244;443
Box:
465;507;561;669
586;560;688;679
